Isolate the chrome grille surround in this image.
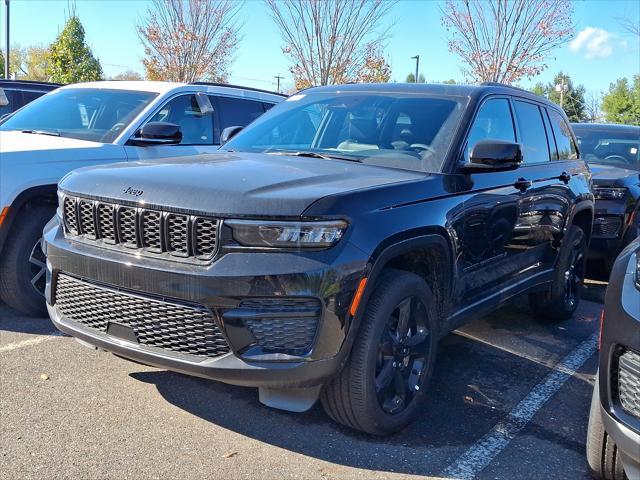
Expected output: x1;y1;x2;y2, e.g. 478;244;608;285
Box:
61;194;220;264
55;274;230;359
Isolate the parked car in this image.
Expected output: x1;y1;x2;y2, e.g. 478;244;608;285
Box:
0;80;284;316
44;83;594;435
586;236;639;479
0;79;60;117
571;123;639;271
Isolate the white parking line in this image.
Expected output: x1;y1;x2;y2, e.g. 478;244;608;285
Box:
0;332;64;353
441;333;598;480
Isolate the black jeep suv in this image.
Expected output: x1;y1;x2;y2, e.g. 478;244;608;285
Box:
44;83;594;435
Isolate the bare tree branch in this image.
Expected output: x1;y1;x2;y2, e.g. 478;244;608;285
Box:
265;0;395;90
441;0;574;84
138;0;242;82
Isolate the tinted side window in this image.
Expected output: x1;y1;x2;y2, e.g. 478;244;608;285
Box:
148;94;213;145
262;102;275;111
466;98;515;160
548;109;578;160
22;90;44;105
217;96;265;129
0;90;16;115
513;101;550;164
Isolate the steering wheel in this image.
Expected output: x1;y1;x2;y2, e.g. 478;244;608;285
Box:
109;122;126;134
410;143;436;155
604;154;630;165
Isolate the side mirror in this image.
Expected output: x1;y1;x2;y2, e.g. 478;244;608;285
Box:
460;140;523;173
130;122;182;146
220;125;243;144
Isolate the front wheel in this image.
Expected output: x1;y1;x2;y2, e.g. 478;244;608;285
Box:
321;269;439;435
0;205;55;317
529;225;586;321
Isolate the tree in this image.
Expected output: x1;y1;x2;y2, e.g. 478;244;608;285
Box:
138;0;241;83
617;17;640;37
601;76;640;125
357;45;391;83
23;46;51;81
530;72;586;122
441;0;573;84
266;0;396;90
48;15;103;83
110;70;144;81
405;72;425;83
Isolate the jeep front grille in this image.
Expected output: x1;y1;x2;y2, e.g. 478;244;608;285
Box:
55;274;230;359
61;194;219;263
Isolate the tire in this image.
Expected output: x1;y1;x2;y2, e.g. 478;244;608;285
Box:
586;378;627;480
320;269;439;435
0;205;55;317
529;225;587;321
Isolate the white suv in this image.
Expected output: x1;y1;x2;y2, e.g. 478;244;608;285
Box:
0;80;284;316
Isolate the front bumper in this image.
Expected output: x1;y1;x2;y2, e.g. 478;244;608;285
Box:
44;218;369;388
601;404;640;479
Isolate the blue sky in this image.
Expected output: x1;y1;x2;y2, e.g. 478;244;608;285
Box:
1;0;638;94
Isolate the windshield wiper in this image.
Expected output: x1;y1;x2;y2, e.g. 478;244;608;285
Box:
21;129;60;137
266;150;362;163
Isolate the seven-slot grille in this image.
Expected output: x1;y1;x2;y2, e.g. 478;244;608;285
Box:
55;274;230;359
62;194;219;262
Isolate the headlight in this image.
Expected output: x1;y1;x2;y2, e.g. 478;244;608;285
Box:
594;187;626;200
226;219;347;248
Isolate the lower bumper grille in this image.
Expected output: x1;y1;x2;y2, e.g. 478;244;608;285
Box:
54;274;230;359
593;216;622;237
615;349;640;419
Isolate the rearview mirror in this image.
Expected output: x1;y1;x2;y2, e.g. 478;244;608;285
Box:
0;88;8;107
129;122;182;146
460;140;523;173
220;125;243;144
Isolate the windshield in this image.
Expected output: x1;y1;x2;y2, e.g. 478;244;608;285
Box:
572;125;639;171
0;88;157;143
222;92;467;172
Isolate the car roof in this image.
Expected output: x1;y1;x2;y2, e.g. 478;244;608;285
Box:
570;122;640;133
58;80;285;102
0;79;61;91
299;82;559;108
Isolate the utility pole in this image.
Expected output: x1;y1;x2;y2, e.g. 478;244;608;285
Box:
4;0;9;80
555;77;567;108
411;55;419;83
274;74;283;93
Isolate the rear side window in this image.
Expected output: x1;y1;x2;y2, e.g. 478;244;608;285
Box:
548;109;578;160
22;90;44;105
513;101;550;164
217;96;265;129
465;98;515;160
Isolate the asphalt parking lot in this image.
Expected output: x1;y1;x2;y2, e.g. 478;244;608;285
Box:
0;282;607;480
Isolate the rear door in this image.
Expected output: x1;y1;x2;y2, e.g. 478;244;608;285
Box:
213;95;268;141
511;99;573;270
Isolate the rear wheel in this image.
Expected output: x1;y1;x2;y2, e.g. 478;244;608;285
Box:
321;269;438;435
0;205;55;316
586;378;627;480
529;225;586;321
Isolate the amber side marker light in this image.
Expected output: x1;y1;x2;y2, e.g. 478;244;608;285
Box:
349;277;368;317
598;309;605;350
0;207;9;228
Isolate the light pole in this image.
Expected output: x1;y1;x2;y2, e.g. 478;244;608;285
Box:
411;55;419;83
4;0;9;80
274;74;283;93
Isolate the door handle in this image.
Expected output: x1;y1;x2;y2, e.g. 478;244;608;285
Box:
559;172;571;184
514;178;532;192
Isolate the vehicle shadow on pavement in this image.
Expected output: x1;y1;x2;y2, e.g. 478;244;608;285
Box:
128;292;602;477
0;303;58;336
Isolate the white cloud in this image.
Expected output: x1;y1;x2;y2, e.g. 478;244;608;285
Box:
569;27;617;59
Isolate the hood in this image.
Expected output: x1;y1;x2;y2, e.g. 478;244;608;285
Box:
589;162;640;185
60;152;425;217
0;130;124;165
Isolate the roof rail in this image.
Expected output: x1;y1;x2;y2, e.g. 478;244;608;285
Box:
0;79;62;87
190;81;286;97
480;82;532;94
